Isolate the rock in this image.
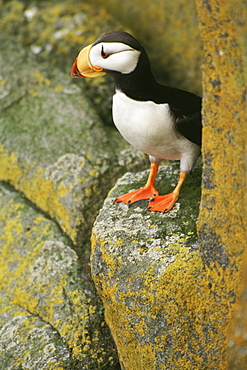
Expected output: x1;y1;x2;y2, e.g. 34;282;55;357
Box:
0;34;106;244
0;35;145;246
0;183;120;369
228;247;247;369
91;161;202;369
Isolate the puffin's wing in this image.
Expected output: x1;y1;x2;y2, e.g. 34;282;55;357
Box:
169;87;202;147
175;112;202;146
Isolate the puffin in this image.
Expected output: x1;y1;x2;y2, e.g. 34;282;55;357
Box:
71;31;202;213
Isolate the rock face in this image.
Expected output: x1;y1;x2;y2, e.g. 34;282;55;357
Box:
0;35;124;246
91;163;204;370
0;183;120;369
195;1;247;368
0;35;132;369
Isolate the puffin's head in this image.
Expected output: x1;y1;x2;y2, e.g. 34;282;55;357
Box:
71;31;142;78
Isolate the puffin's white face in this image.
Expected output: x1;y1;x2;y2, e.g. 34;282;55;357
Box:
71;41;141;78
90;42;141;74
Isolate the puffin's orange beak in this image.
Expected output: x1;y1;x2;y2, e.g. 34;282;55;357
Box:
71;58;84;78
71;44;106;78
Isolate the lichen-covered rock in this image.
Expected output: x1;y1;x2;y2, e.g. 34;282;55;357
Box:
91;162;209;370
0;35;145;245
0;183;120;369
195;0;247;367
228;247;247;369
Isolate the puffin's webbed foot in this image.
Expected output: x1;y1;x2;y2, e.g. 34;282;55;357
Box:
147;192;178;213
115;184;159;206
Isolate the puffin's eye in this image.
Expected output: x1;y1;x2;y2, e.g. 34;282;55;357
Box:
101;46;109;59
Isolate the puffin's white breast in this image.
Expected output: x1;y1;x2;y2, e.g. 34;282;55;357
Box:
113;91;185;160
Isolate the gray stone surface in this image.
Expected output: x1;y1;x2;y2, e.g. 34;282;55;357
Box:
91;162;202;369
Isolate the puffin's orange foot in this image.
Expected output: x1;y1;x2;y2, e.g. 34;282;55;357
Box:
115;185;159;206
147;192;178;213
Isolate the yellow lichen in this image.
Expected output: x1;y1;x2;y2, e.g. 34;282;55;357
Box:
54;86;64;92
33;71;51;86
0;144;77;242
0;198;103;364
